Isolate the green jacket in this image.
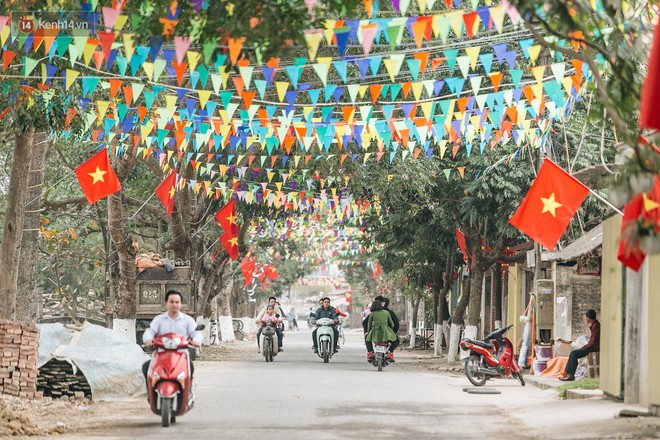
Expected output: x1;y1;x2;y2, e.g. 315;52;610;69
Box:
365;310;397;342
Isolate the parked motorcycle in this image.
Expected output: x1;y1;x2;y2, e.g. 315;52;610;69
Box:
459;324;525;387
146;331;200;427
260;320;279;362
371;341;390;372
313;318;337;363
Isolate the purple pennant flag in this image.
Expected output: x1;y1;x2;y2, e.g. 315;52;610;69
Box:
191;0;204;13
477;7;492;30
345;20;360;43
402;103;415;118
503;50;517;69
391;0;400;13
433;80;445;96
492;43;507;65
161;48;175;66
357;58;370;78
281;156;289;167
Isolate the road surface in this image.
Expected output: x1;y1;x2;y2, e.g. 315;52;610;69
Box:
56;327;659;440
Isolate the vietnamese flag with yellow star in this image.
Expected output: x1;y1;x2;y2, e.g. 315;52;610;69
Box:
509;159;589;249
74;149;121;204
215;199;239;236
154;172;177;215
220;232;239;260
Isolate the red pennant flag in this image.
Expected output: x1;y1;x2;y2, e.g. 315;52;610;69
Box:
241;257;257;286
372;261;382;279
220;232;239;260
214;199;239;235
617;194;646;271
154;172;177;215
509;159;589;249
640;23;660;130
74;149;121;204
455;228;468;261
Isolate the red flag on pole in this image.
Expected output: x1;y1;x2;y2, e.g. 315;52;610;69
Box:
372;261;382;279
214;199;239;235
220;232;239;260
509;159;589;249
455;228;468;260
154;172;177;215
241;257;257;286
74;149;121;204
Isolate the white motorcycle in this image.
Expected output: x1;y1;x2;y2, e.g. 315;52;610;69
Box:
313;318;337;363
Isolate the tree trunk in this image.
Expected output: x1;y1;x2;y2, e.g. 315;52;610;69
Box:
107;152;137;340
493;263;503;327
409;292;422;348
16;131;50;322
0;128;35;320
217;278;235;342
448;266;471;362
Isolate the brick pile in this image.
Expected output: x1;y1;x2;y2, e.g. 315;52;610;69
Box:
0;320;40;398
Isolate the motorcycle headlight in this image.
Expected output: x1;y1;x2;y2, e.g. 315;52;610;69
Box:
162;337;182;350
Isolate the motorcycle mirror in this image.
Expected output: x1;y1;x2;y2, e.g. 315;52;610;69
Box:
195;324;206;331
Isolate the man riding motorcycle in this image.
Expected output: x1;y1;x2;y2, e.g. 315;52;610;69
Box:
256;296;284;352
142;290;203;391
311;297;340;354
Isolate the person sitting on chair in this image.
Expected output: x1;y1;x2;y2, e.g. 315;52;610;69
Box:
559;309;600;381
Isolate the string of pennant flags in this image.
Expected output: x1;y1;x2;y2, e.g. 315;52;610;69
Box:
0;0;597;257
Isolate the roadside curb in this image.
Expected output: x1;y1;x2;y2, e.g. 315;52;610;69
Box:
524;374;561;391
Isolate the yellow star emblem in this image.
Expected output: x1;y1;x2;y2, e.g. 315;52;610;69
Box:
168;185;176;200
643;193;660;212
226;212;237;225
88;167;107;185
228;236;238;247
541;193;563;217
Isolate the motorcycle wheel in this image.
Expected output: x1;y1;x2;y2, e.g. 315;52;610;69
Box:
161;397;172;427
513;371;526;386
465;354;488;386
322;340;330;363
377;356;383;372
264;339;271;362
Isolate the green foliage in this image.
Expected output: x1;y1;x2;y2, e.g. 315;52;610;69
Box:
556;378;600;399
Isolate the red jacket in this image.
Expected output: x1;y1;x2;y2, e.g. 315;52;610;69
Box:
584;320;600;351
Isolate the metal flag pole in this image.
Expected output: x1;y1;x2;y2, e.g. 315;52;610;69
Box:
198;237;221;261
128;193;156;220
588;188;624;216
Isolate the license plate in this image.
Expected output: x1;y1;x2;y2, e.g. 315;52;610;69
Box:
374;345;387;353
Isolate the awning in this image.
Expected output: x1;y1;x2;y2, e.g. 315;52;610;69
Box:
544;224;603;261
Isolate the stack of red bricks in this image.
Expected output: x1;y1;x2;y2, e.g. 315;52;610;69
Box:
0;320;40;398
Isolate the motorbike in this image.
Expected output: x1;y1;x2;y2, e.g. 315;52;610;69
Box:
259;320;279;362
313;317;337;363
146;331;200;427
459;324;525;387
371;341;390;371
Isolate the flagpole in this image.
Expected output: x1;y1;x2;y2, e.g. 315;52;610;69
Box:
588;188;624;216
198;237;220;261
191;215;215;238
129;193;156;220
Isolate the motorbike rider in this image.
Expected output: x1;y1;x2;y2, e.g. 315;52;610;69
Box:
311;297;340;354
286;307;299;330
257;304;281;352
381;297;400;361
142;290;203;391
256;297;284;352
364;299;397;363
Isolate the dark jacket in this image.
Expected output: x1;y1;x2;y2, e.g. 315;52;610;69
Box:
386;308;400;334
314;306;338;320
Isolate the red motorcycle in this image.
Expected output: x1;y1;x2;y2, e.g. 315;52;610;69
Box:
459;324;525;387
146;332;198;427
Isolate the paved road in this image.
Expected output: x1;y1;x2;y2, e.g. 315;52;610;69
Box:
57;328;654;440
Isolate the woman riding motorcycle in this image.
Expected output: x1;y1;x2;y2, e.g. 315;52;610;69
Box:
365;300;397;362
